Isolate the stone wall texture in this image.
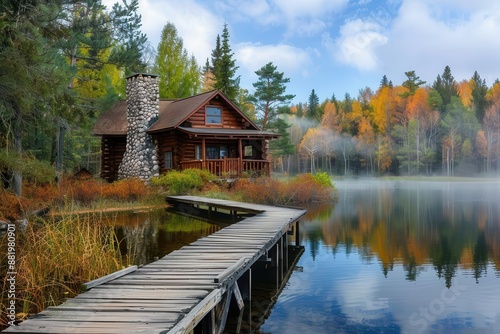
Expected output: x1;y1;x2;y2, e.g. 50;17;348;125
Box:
118;74;160;180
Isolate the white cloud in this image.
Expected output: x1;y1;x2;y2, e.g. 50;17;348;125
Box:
142;0;222;64
377;0;500;86
103;0;221;65
236;43;313;77
216;0;348;37
326;19;388;71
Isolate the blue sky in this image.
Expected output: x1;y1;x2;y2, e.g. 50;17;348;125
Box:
104;0;500;104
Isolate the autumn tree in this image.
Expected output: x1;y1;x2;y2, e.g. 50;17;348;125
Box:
355;117;376;173
201;58;215;92
481;82;500;171
154;22;201;98
299;127;333;173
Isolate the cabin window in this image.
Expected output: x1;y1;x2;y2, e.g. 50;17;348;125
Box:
164;151;172;169
244;145;253;157
219;145;227;158
206;106;222;124
195;145;201;160
206;146;219;159
205;145;228;159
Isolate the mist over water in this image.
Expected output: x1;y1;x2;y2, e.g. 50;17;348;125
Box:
259;179;500;334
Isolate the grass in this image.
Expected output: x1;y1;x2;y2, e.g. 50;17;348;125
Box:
0;213;131;326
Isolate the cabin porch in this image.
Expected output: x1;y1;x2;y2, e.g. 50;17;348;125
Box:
180;158;270;177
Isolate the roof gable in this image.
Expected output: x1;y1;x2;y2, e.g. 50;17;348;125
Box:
147;90;259;133
94;90;261;136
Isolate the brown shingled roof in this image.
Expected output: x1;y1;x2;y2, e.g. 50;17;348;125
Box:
94;90;261;136
93;101;127;136
147;90;260;133
178;127;279;138
93;100;176;136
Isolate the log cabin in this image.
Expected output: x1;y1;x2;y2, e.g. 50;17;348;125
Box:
93;73;279;182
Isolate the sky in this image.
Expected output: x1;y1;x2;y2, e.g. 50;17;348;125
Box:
103;0;500;104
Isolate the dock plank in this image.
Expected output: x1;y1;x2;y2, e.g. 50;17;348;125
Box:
4;196;306;334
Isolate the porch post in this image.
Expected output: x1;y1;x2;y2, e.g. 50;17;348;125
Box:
201;138;206;169
238;139;243;177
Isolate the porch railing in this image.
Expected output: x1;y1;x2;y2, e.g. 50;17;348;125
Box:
180;158;269;177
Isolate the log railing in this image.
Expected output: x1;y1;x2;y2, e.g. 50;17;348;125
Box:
180;158;269;177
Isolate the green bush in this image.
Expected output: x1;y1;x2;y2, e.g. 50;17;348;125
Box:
150;169;215;195
313;172;334;188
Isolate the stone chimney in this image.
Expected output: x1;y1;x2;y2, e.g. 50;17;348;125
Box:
118;74;160;180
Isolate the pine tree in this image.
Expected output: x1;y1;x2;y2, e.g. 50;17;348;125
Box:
433;66;459;110
108;0;148;76
0;0;74;195
212;23;240;101
307;89;320;121
470;71;489;122
380;75;390;88
249;62;295;130
402;70;426;96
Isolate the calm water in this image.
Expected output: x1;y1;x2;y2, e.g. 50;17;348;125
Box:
258;180;500;334
108;209;221;265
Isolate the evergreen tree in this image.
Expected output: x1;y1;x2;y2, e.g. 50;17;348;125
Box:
331;93;340;113
0;0;74;195
296;103;304;118
380;75;390;88
212;23;240;101
470;71;489;122
402;70;426;96
108;0;148;76
201;58;215;92
249;62;295;130
211;35;222;73
433;66;459;110
154;22;201;98
307;89;320;121
343;93;353;113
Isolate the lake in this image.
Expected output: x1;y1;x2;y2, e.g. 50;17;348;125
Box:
256;179;500;334
109;180;500;333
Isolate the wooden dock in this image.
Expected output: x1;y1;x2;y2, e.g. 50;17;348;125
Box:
5;196;306;334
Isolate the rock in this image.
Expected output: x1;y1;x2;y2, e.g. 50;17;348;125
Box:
0;220;9;231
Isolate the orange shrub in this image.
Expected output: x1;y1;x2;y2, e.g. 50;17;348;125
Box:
232;177;288;205
231;174;334;205
22;183;59;208
287;173;332;203
0;189;32;221
101;178;149;201
59;179;102;205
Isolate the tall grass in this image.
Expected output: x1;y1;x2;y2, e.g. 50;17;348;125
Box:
0;213;131;326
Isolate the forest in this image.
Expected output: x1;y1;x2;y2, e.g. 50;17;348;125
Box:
289;68;500;176
1;1;500;200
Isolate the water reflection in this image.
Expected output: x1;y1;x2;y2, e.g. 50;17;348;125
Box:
107;209;220;265
260;180;500;334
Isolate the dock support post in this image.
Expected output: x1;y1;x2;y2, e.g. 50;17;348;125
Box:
237;268;251;302
295;220;300;246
